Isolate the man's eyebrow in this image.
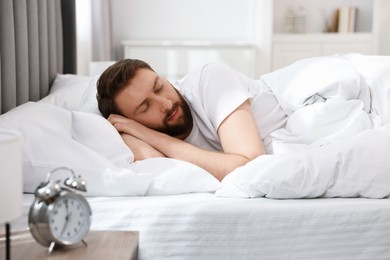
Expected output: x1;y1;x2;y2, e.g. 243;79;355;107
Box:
133;75;159;114
152;76;160;90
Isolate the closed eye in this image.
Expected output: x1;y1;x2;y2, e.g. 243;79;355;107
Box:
154;82;163;93
140;101;150;113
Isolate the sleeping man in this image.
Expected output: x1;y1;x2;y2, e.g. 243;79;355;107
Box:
96;59;287;181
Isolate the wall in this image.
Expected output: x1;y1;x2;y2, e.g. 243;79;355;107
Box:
112;0;255;56
377;0;390;54
110;0;272;77
76;0;388;76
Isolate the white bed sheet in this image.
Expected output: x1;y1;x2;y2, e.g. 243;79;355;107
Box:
12;194;390;260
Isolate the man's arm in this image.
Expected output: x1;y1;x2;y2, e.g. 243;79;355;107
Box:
120;133;166;161
109;100;264;181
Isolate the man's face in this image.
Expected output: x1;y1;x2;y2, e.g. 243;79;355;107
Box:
114;68;193;137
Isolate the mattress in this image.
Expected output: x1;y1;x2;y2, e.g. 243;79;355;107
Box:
12;193;390;260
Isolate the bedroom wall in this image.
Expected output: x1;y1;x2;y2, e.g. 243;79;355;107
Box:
109;0;272;77
76;0;388;76
377;0;390;55
111;0;258;57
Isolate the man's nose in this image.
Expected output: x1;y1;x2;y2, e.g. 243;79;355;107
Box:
156;96;172;112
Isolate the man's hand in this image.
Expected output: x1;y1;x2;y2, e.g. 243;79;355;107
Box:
108;114;140;134
121;133;166;161
108;114;165;161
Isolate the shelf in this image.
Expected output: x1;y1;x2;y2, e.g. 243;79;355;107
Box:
273;33;375;43
273;0;376;34
122;40;258;79
121;40;256;48
271;32;377;70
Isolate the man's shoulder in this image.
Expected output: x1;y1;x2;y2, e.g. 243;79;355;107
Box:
194;63;237;84
185;62;233;76
201;62;233;73
175;62;236;93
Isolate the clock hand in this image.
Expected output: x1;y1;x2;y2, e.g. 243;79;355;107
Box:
61;201;71;235
61;214;69;235
61;212;74;235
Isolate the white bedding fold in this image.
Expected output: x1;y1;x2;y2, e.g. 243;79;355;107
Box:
216;129;390;199
271;99;371;153
217;54;390;199
260;54;379;154
261;55;372;115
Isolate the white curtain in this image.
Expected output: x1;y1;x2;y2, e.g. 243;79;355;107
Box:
76;0;91;75
91;0;113;61
76;0;113;75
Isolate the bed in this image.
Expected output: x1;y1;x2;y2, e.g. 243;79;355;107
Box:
9;193;390;259
2;1;390;259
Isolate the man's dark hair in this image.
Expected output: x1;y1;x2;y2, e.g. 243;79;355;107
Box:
96;59;154;118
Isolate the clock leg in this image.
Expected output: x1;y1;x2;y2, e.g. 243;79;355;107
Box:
82;239;88;247
48;241;56;255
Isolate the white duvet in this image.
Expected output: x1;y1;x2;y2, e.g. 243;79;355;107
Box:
216;54;390;199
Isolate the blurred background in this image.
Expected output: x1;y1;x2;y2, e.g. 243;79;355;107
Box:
76;0;390;80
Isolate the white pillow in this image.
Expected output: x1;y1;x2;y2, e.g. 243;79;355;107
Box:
130;158;221;195
71;111;134;167
78;75;101;115
39;74;92;110
80;61;116;114
0;102;220;196
0;102;153;196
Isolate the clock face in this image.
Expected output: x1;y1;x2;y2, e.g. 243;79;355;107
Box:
48;192;91;244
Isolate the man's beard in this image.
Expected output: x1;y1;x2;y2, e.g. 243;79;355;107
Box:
156;90;193;138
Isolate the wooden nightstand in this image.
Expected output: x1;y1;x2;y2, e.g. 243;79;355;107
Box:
0;230;138;259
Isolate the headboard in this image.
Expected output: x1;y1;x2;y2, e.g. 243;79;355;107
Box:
122;40;257;83
0;0;77;114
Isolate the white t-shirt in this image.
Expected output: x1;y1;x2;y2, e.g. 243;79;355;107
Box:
174;63;287;154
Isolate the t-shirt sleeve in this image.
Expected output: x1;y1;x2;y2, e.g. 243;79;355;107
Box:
198;63;253;130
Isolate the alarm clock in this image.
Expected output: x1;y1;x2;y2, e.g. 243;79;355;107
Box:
28;167;92;254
